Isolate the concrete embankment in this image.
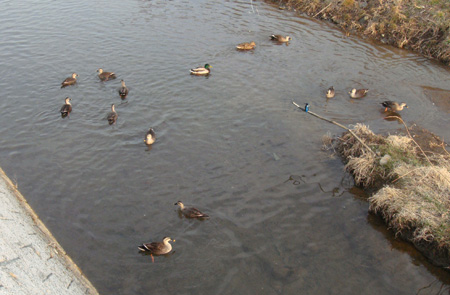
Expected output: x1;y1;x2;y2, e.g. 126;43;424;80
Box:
0;167;99;295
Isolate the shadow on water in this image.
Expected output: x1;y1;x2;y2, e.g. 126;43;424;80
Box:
367;213;450;294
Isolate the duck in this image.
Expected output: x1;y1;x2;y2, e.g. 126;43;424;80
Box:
326;86;335;98
97;68;116;81
270;35;292;42
118;80;129;99
190;64;212;75
61;73;78;88
144;128;156;145
349;88;369;98
381;101;408;112
107;104;118;125
138;237;175;263
60;97;72;118
174;201;209;219
236;41;256;50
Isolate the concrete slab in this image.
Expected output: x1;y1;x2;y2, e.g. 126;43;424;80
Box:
0;167;99;295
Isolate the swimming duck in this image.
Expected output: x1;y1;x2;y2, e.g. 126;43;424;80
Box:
97;68;116;81
381;101;408;112
174;201;209;219
138;237;175;263
144;128;156;145
349;88;369;98
236;41;256;50
60;97;72;118
190;64;212;75
118;80;129;99
107;104;118;125
61;73;78;88
326;86;335;98
270;35;292;42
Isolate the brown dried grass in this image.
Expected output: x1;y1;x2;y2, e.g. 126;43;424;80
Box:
370;162;450;249
335;123;450;259
272;0;450;65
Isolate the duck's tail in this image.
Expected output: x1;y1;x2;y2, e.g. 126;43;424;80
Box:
138;245;149;252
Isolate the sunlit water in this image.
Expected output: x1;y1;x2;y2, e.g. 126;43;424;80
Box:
0;0;449;294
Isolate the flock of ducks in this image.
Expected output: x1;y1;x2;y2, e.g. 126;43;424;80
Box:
324;85;408;113
138;201;209;262
59;33;408;263
235;36;408;114
136;34;294;262
59;69;157;144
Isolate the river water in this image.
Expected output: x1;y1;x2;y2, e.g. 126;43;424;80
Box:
0;0;449;294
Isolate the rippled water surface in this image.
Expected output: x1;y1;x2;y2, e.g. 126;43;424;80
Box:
0;0;449;294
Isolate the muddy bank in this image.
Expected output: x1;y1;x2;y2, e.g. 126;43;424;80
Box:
329;123;450;269
271;0;450;65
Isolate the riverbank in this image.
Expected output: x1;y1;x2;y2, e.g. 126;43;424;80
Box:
272;0;450;65
328;122;450;269
0;167;99;295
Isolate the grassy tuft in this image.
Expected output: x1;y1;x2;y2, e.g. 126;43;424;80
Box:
334;123;450;267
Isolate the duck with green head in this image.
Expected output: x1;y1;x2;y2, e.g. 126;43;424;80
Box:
190;64;212;75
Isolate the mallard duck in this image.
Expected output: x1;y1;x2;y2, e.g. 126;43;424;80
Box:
138;237;175;263
381;101;408;112
349;88;369;98
270;35;292;42
107;104;118;125
190;64;212;75
144;128;156;145
60;97;72;118
326;86;335;98
174;201;209;219
236;41;256;50
97;68;116;81
118;80;129;99
61;73;78;88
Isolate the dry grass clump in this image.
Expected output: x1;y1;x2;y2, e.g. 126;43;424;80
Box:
334;122;450;267
336;124;386;187
338;123;385;159
345;152;378;187
370;162;450;262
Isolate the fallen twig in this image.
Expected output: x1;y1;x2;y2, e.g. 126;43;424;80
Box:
292;101;376;156
314;2;332;18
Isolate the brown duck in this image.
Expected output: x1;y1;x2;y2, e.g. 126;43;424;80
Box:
236;41;256;50
61;73;78;88
144;128;156;145
326;86;335;98
381;101;408;112
349;88;369;99
118;80;129;99
97;68;116;81
107;104;118;125
138;237;175;263
60;97;72;118
174;201;209;219
270;35;292;42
